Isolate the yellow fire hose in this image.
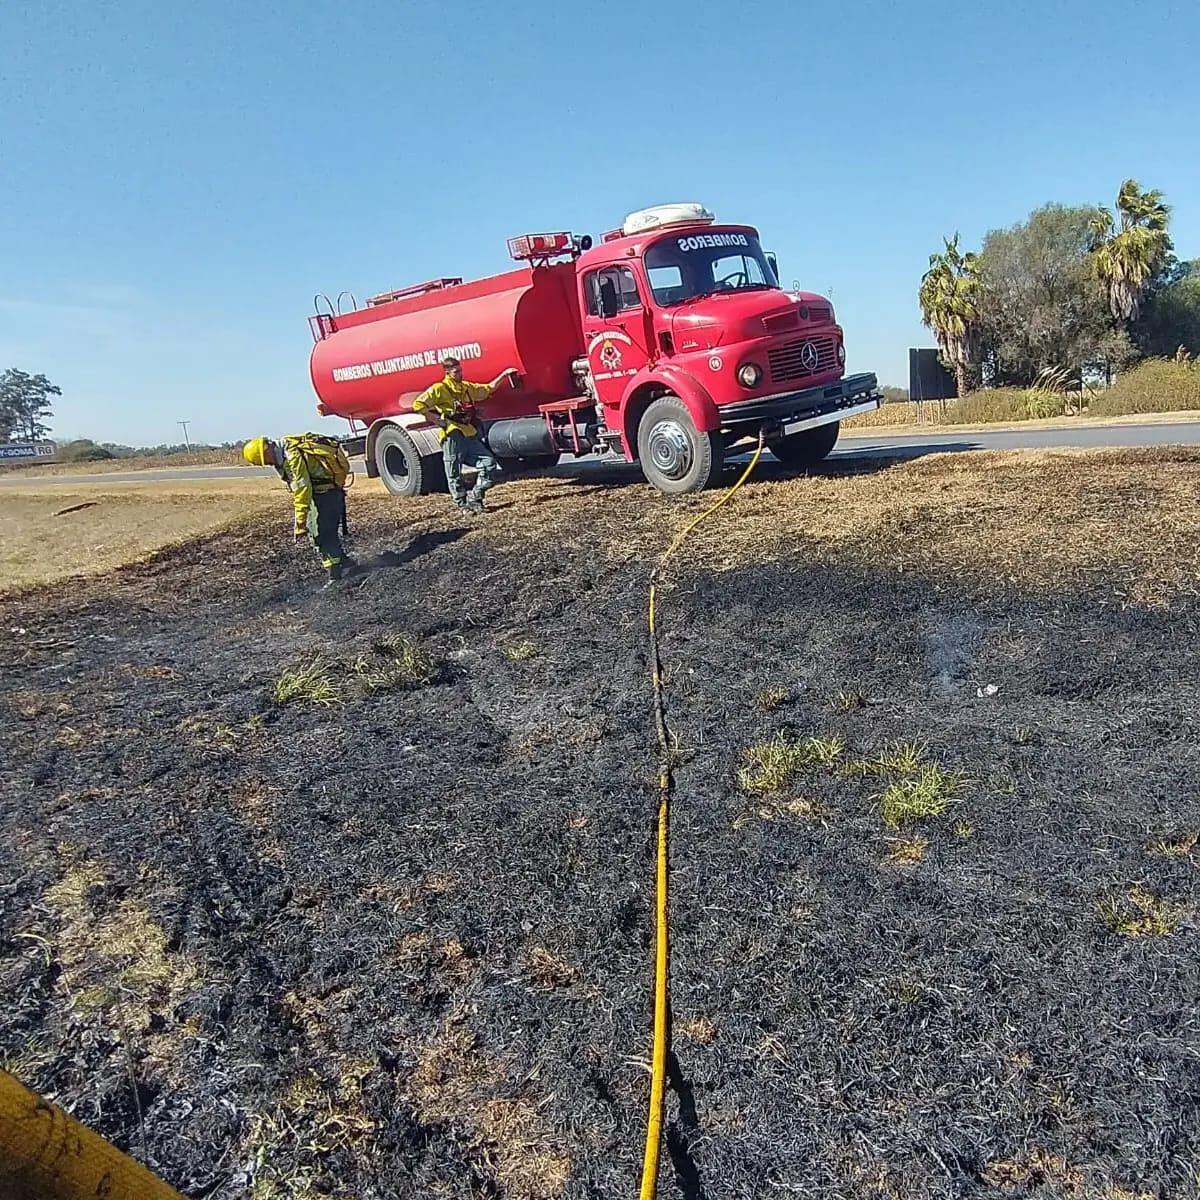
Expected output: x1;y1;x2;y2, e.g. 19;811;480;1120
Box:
639;436;765;1199
0;1068;184;1200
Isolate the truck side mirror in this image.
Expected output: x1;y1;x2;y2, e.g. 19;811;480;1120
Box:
766;251;779;280
598;278;620;319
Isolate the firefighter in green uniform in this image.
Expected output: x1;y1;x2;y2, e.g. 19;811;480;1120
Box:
242;433;353;582
413;356;520;512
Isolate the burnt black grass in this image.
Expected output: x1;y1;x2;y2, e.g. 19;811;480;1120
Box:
2;453;1199;1199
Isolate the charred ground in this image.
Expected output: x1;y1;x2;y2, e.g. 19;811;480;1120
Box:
2;449;1199;1200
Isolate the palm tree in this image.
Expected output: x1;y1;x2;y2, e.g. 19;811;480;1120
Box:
1091;179;1172;325
919;234;982;397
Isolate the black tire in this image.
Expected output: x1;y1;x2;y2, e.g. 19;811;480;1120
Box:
373;425;445;497
770;421;840;469
636;394;724;495
496;452;562;478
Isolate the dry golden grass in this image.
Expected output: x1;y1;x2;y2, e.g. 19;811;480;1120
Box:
844;366;1200;429
520;946;578;990
44;855;198;1029
479;449;1198;613
9;449;1197;615
676;1015;718;1045
409;1022;571;1200
886;836;929;866
733;796;828;829
0;480;279;593
982;1150;1152;1199
662;449;1200;609
1098;885;1186;938
883;840;926;868
246;1061;377;1200
353;633;438;691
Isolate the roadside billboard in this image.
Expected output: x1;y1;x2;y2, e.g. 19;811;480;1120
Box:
0;441;59;462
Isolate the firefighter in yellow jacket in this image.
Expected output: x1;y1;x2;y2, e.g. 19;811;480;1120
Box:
242;434;353;582
413;356;520;512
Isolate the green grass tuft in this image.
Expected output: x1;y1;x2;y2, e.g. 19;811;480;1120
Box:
878;765;962;827
804;734;845;766
1149;831;1197;858
757;686;789;713
502;640;537;662
355;634;437;692
273;660;341;707
738;734;843;794
842;739;928;778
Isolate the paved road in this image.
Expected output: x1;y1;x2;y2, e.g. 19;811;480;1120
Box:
1;421;1197;486
833;420;1200;460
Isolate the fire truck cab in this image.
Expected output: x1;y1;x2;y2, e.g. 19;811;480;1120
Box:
567;204;880;492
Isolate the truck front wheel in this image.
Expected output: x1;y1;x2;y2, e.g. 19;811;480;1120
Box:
374;425;445;497
770;421;840;469
637;395;724;495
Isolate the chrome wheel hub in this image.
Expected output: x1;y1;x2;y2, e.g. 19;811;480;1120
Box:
647;419;693;481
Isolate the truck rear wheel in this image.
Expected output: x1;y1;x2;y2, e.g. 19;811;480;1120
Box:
770;421;840;469
374;425;444;497
636;395;724;495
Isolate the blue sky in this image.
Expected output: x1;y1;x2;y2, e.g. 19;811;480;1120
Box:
1;0;1197;445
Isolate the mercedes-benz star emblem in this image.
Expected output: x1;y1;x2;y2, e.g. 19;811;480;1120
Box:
800;341;820;371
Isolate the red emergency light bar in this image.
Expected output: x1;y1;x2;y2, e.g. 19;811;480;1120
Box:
507;231;577;261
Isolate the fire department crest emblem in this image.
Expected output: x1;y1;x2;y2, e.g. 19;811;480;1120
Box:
599;339;622;371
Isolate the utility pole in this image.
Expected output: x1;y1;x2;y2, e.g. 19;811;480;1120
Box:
178;420;191;450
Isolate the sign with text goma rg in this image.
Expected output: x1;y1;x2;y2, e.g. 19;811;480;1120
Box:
0;441;58;461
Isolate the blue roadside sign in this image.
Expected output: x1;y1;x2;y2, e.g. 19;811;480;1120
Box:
0;442;58;461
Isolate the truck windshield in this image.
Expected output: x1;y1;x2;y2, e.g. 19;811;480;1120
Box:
644;230;779;306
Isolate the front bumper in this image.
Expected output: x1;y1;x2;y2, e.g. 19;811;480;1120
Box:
717;371;881;429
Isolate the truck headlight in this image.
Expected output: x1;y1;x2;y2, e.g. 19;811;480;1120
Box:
737;363;763;388
837;343;846;365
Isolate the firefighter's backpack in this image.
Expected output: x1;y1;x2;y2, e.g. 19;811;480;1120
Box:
293;433;352;489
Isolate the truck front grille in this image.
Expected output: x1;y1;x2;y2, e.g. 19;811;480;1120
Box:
768;335;838;384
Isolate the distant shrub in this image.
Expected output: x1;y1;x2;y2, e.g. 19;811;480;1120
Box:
941;388;1031;424
1088;356;1200;417
61;441;116;462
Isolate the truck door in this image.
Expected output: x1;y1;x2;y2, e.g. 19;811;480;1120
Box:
581;265;651;418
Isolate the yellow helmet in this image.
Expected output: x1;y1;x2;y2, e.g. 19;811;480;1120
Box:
242;436;271;467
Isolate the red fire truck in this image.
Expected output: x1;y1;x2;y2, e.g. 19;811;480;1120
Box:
308;203;881;496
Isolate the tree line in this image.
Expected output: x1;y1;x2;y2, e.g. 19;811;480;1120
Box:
919;179;1198;396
